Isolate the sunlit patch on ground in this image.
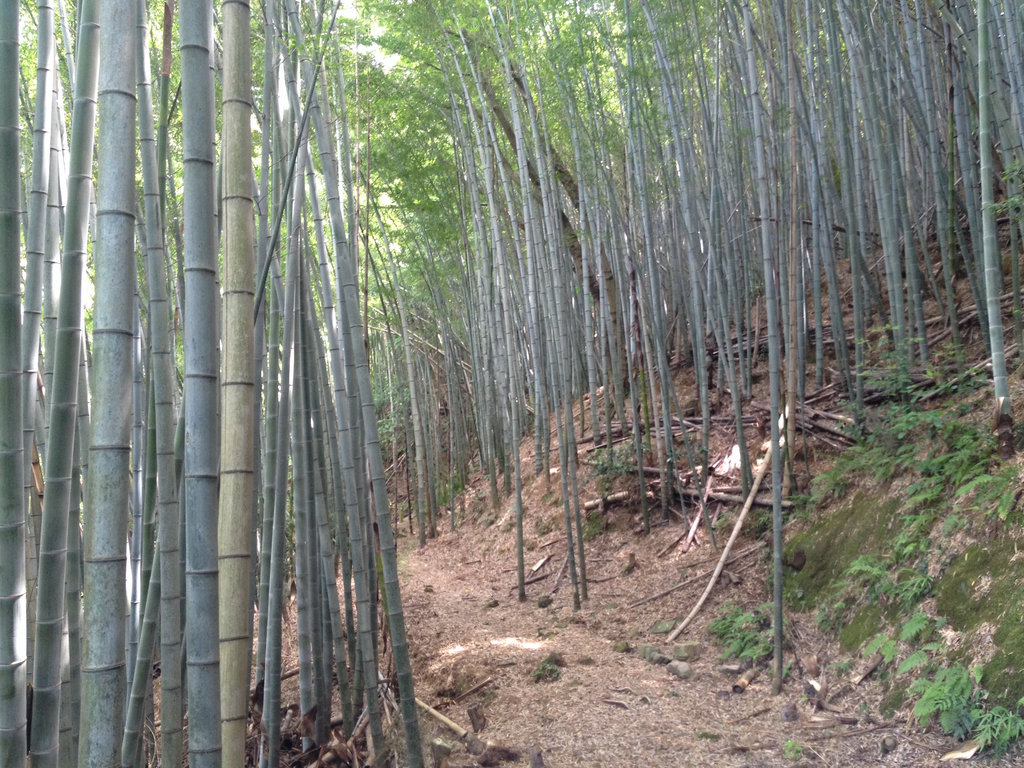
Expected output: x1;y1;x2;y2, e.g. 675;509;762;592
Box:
489;636;545;650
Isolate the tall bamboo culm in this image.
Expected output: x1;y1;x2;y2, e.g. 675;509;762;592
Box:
180;0;221;764
219;0;256;762
0;1;27;764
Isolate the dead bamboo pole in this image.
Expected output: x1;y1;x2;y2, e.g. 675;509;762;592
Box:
666;442;774;642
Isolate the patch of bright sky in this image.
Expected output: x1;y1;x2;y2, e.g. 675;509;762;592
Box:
340;0;400;73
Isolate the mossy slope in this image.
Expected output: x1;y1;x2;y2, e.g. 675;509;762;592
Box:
935;538;1024;705
785;413;1024;709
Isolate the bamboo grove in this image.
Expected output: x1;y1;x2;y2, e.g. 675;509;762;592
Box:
0;0;1021;767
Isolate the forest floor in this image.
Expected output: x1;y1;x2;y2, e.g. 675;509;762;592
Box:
393;380;1023;767
256;365;1024;768
400;500;936;767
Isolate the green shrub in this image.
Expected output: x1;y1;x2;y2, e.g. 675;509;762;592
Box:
709;602;774;662
591;445;635;492
582;510;604;541
532;656;563;683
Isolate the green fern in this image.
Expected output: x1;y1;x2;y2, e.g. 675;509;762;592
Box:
891;529;930;565
897;650;930;675
910;665;977;740
865;634;899;665
900;612;932;643
973;705;1024;756
844;554;891;603
894;570;932;609
956;465;1020;522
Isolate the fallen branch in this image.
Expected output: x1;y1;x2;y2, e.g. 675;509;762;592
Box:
582;491;630;510
625;542;763;610
801;722;893;743
415;697;483;753
675;485;793;509
732;666;761;693
851;653;882;686
453;677;494;703
655;526;691;559
656;496;706;558
529;554;551;574
549;553;569;595
916;343;1019;403
728;706;771;724
800;714;859;728
518;572;550;589
345;706;370;754
415;701;521;763
667;443;775;642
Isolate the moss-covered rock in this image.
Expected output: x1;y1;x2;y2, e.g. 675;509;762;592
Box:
650;618;677;635
674;641;702;661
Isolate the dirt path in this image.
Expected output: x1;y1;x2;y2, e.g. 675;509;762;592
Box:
397;492;973;768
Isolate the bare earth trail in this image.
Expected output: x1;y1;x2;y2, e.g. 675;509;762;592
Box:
397;495;977;768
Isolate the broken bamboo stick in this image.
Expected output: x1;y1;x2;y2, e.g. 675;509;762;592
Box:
666;442;775;642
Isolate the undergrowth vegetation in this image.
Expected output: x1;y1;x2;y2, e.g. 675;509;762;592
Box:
590;445;637;494
908;665;1024;756
786;383;1024;756
710;602;775;664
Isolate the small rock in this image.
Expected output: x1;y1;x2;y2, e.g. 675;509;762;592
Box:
621;551;637;575
780;702;799;722
719;663;743;675
424;585;435;593
430;737;454;768
637;644;660;662
880;734;897;754
650;619;676;634
612;640;631;653
537;596;553;609
667;661;692;679
732;733;763;751
650;653;672;665
720;569;741;585
673;641;702;661
486;599;499;608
